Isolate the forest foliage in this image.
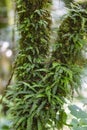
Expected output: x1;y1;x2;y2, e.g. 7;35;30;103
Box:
5;0;87;130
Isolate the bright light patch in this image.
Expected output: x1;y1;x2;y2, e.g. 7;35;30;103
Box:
1;41;9;52
5;50;12;57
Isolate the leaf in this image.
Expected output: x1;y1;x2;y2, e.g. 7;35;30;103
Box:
68;105;87;118
27;116;33;130
52;62;60;68
52;85;58;95
2;125;10;130
29;101;38;115
16;117;25;128
36;94;45;98
37;100;46;115
37;119;43;130
53;95;63;105
45;86;52;102
70;118;79;127
20;81;37;93
24;94;34;100
35;68;47;72
73;126;87;130
79;119;87;126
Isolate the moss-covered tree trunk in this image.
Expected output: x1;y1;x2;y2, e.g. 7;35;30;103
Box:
7;0;52;130
6;1;87;130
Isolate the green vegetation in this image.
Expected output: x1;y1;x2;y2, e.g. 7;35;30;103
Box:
68;104;87;130
0;0;8;28
5;1;87;130
62;0;74;7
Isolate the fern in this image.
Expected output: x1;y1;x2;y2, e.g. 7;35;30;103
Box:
5;1;87;130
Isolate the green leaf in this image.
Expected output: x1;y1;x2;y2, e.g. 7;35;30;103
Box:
45;86;52;102
53;95;63;105
68;105;87;118
36;94;45;98
52;62;60;68
79;119;87;126
16;117;25;128
71;118;79;127
37;100;46;115
37;119;43;130
20;81;37;93
29;101;38;115
27;116;33;130
72;127;87;130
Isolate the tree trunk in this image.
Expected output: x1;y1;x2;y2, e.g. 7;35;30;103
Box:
5;1;87;130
